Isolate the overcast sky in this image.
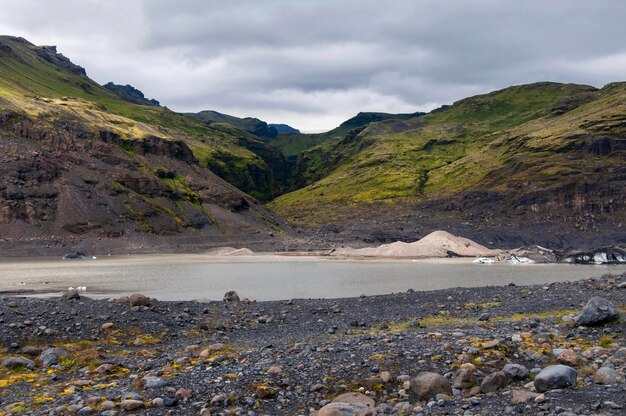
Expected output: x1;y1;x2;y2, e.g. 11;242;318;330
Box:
1;1;625;132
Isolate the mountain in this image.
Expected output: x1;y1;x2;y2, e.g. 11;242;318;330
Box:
0;35;288;252
103;82;160;106
189;110;278;139
269;111;425;161
270;82;626;248
269;123;300;135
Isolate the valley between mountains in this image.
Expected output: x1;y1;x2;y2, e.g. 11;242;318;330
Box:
1;35;625;254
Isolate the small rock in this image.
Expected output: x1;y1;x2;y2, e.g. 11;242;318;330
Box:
95;363;114;374
255;385;276;399
317;402;376;416
120;399;144;411
175;388;193;400
101;322;115;331
100;401;116;410
331;392;375;407
509;388;539;404
142;376;168;388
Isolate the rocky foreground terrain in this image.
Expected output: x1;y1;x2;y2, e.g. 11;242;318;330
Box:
1;273;625;416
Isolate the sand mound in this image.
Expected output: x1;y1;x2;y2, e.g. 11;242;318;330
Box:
339;231;499;258
206;247;254;256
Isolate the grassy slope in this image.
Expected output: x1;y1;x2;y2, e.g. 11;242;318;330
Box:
270;111;424;159
269;82;625;224
0;36;279;200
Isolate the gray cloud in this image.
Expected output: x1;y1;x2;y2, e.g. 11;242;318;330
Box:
0;0;625;131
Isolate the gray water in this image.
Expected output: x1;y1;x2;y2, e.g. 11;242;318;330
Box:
1;254;625;301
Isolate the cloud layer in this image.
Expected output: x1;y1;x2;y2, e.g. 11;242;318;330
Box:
1;0;625;131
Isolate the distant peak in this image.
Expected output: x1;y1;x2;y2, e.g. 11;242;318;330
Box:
103;82;160;106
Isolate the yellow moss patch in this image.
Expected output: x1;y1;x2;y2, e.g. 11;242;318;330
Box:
0;372;38;388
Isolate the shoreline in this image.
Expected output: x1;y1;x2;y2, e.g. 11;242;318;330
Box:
1;273;624;415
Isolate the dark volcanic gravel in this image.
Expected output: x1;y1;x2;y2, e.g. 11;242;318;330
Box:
1;273;625;415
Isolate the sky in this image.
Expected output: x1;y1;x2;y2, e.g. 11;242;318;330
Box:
1;1;625;132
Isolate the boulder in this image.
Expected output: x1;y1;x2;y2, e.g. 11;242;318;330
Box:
409;372;452;402
534;365;577;392
128;294;150;307
574;297;620;326
2;356;35;370
452;367;476;389
317;402;376;416
592;367;623;384
606;347;626;367
557;349;579;367
480;371;508;393
223;290;240;302
40;348;67;368
61;291;81;301
503;363;529;381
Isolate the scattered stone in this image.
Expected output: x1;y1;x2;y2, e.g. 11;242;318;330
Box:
175;388;193;400
101;322;115;330
534;365;577;392
2;356;35;370
100;401;116;410
199;343;225;358
142;375;168;388
20;346;42;356
40;348;67;367
557;349;579;367
95;363;114;374
120;399;144;411
409;372;452;402
331;392;375;407
510;388;540;404
317;402;376;416
574;296;620;326
255;385;277;399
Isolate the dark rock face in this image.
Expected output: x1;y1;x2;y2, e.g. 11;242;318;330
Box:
103;82;160;106
574;297;620;326
35;45;87;77
0;112;285;248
